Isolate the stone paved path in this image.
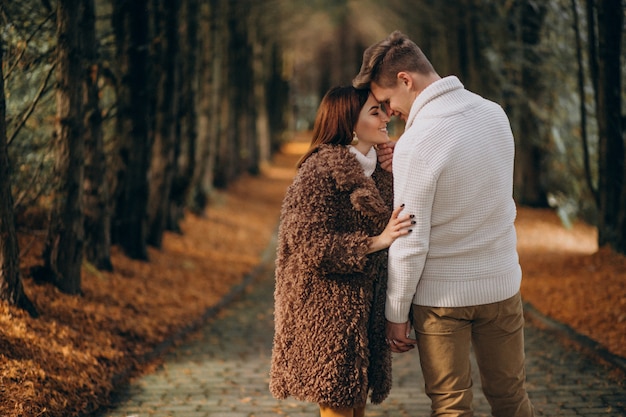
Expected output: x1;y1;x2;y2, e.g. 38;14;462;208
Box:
95;255;626;417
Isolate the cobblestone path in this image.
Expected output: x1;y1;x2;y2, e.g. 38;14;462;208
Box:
96;257;626;417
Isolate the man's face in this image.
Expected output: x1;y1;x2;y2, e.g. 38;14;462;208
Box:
371;78;414;122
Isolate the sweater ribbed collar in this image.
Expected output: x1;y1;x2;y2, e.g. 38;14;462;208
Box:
348;145;377;177
405;75;464;130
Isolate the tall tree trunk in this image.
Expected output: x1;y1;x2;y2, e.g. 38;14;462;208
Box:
169;0;199;231
250;11;271;167
595;0;624;249
456;0;470;85
571;0;598;206
82;0;112;271
585;0;600;108
189;0;218;213
147;0;179;247
230;3;258;177
511;0;548;207
213;0;236;188
266;44;290;152
111;0;151;260
458;0;489;95
39;0;85;294
0;39;38;317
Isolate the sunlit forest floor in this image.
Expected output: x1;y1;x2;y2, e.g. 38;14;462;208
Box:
2;132;625;417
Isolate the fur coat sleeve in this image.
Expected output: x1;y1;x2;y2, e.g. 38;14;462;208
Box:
270;145;393;408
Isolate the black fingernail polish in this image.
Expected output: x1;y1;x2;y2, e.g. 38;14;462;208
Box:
411;221;416;224
408;229;413;232
401;203;405;207
410;214;415;218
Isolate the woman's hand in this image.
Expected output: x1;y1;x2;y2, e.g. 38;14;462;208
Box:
386;320;417;353
367;205;413;254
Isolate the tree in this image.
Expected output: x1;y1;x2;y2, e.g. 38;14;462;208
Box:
592;0;624;251
229;1;258;178
82;0;112;271
571;0;598;206
147;0;179;248
188;0;219;213
266;43;290;150
0;38;38;317
36;0;85;295
111;0;151;260
250;5;272;167
510;1;549;207
212;0;237;187
169;0;200;231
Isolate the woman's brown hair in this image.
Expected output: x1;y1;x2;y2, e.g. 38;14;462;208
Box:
297;86;370;168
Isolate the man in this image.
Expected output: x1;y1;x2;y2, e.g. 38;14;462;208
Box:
353;31;535;416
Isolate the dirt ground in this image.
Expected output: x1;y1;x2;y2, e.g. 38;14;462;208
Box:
1;135;624;416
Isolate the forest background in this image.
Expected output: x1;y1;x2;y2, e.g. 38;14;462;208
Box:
0;0;624;416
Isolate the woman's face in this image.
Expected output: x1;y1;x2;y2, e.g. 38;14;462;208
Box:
353;94;390;153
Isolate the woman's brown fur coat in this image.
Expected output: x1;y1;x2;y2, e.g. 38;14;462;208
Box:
270;144;393;408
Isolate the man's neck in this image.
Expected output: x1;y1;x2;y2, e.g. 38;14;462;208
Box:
413;72;442;97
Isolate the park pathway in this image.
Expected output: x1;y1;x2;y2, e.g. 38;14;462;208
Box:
95;244;626;417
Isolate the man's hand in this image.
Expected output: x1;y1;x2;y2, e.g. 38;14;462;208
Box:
376;141;395;173
386;320;417;353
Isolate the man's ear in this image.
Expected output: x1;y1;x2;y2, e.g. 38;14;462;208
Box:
397;71;413;89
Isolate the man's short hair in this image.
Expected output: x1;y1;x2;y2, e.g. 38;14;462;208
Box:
353;30;435;89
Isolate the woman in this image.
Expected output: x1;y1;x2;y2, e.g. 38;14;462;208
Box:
269;86;413;417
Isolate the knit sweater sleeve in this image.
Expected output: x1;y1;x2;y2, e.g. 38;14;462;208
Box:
385;145;436;323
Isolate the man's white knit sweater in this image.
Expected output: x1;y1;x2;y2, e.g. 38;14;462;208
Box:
386;76;522;324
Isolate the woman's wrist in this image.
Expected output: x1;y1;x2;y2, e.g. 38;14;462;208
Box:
367;235;388;254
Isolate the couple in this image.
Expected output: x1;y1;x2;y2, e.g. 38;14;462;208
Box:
270;31;535;417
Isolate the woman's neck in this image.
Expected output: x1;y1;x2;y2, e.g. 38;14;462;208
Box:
353;143;373;155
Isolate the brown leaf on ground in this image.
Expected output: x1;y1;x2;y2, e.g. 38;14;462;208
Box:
517;206;626;359
1;133;624;416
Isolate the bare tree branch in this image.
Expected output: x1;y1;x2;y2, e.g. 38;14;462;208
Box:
13;151;47;211
5;10;55;79
7;61;56;146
